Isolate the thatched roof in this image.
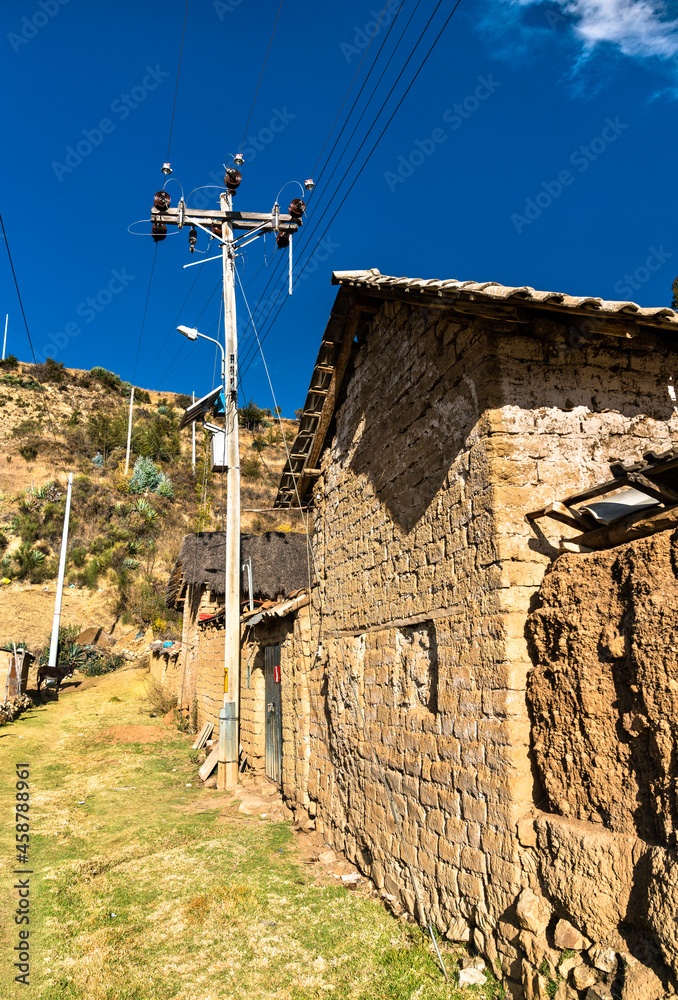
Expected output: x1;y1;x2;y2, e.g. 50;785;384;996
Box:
166;531;312;608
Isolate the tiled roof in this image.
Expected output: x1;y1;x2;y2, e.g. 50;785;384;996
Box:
274;269;678;509
331;269;678;327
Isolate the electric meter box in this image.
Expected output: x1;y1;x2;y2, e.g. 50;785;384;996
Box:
211;431;227;473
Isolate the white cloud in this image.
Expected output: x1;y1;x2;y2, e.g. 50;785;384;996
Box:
507;0;678;59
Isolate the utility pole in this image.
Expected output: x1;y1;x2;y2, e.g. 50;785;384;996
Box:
191;391;196;476
151;165;308;790
2;314;7;361
124;386;135;475
48;473;73;673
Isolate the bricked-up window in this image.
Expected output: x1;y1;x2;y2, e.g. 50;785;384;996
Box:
396;623;438;715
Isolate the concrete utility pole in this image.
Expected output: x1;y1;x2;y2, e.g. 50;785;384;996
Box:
152;169;305;790
191;391;196;476
2;314;7;361
124;386;135;475
48;473;73;671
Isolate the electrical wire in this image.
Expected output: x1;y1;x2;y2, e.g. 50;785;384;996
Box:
133;244;158;379
240;0;463;377
238;0;285;154
166;0;190;162
146;264;204;379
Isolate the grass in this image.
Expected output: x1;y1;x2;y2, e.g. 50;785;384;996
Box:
0;668;505;1000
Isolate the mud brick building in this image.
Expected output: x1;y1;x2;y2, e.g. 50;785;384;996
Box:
165;531;309;750
267;269;678;999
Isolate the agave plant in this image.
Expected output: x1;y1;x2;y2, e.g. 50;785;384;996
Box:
132;498;157;523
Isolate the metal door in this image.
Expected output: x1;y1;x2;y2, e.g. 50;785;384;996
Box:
264;645;282;784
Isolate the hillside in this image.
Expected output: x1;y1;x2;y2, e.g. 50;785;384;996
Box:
0;357;303;651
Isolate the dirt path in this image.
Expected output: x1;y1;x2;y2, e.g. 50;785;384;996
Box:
0;668;498;1000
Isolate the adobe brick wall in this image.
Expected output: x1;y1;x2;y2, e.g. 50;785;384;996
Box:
303;298;678;998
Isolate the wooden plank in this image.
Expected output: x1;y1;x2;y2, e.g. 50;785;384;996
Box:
192;721;214;751
570;503;678;551
526;501;596;532
198;746;220;782
627;471;678;504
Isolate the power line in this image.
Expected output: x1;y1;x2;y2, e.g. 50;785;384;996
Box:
238;0;285;153
310;0;398;177
146;263;204;379
0;209;37;364
240;0;463;378
166;0;190;162
133;244;158;378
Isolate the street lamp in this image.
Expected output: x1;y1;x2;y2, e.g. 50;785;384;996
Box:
177;325;225;382
176;321;238;788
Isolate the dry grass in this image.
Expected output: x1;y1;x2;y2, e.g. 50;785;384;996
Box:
0;668;505;1000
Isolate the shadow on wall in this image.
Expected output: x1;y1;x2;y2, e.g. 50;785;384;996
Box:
335;305;678;534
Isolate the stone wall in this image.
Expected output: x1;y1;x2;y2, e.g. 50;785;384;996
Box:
301;297;678;999
240;605;313;806
525;528;678;993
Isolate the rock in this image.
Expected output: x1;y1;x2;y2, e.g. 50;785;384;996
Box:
516;889;553;935
203;775;218;788
554;918;591;951
461;956;485;971
588;945;617;974
519;930;559;978
445;916;470;942
458;968;486;987
571;964;599;991
318;849;336;865
517;815;538;847
618;953;666;1000
584;985;614;1000
559;954;583;977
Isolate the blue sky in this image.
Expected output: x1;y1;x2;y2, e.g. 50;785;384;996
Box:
1;0;678;416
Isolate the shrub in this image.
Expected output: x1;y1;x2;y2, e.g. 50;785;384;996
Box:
129;456;161;493
157;404;170;416
18;444;38;462
69;546;87;567
154;473;174;499
0;532;7;552
92;452;104;468
34;357;66;383
12;418;42;439
0;354;18;369
252;435;267;453
90;366;122;391
131;498;157;523
135;388;151;404
143;677;178;716
242;456;262;479
239;399;269;429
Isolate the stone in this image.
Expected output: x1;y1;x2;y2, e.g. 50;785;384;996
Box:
584;985;613;1000
554;918;591;951
516;888;553;935
588;945;617;974
618;953;666;1000
559;954;583;977
461;956;485;971
571;964;599;991
457;967;486;987
318;850;336;865
445;917;470;942
517;815;538;847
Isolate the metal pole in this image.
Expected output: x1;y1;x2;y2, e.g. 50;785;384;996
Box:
217;190;240;791
192;391;196;476
2;314;7;361
48;473;73;668
124;386;135;475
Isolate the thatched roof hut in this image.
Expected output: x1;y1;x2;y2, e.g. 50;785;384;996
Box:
166;531;312;608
